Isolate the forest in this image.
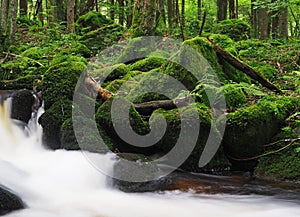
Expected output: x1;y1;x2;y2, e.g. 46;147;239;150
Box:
0;0;300;198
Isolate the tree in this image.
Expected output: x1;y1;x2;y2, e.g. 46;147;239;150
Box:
257;6;269;40
217;0;227;22
167;0;173;30
0;0;9;34
67;0;75;33
131;0;157;37
9;0;18;43
228;0;236;19
20;0;28;16
118;0;125;25
197;0;202;20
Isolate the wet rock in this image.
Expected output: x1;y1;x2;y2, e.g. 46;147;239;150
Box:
0;186;24;216
112;153;172;192
11;90;34;123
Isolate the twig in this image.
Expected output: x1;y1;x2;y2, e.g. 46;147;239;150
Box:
2;52;44;67
228;138;300;161
0;52;10;65
198;11;207;37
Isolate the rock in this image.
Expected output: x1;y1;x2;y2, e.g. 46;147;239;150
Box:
129;57;166;72
220;96;300;171
38;99;73;149
95;96;154;154
11;90;34;123
112;153;172;192
60;116;113;153
42;61;86;110
0;186;24;216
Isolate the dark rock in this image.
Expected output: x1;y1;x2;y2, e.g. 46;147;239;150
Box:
0;186;24;216
112;153;172;192
11;90;34;123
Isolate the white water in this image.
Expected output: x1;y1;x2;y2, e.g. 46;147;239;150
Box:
0;100;300;217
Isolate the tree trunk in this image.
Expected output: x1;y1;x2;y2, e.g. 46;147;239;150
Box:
181;0;185;29
257;7;269;40
251;0;258;38
197;0;202;20
126;0;133;28
278;6;288;39
131;0;157;37
228;0;236;19
167;0;173;30
217;0;227;22
20;0;28;16
67;0;75;33
235;0;238;18
9;0;18;44
0;0;9;34
118;0;125;26
57;0;65;21
109;0;115;20
158;0;166;24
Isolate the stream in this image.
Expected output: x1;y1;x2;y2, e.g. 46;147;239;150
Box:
0;99;300;217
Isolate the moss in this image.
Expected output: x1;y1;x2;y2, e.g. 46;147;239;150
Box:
212;19;250;41
149;103;231;172
248;61;277;82
80;24;124;52
208;34;238;55
75;11;114;34
95;96;152;154
220;83;247;109
129;57;166;72
1;57;42;80
105;79;138;94
254;129;300;180
126;71;181;103
20;47;44;60
220;96;300;171
42;61;86;109
0;75;42;90
38;99;73;149
50;53;87;66
60;117;113;152
90;64;130;84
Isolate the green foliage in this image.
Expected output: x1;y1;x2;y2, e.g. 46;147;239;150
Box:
212;19;251;41
248;61;277;82
208;34;238;55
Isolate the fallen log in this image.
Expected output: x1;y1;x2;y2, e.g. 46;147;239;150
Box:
205;38;282;94
134;97;190;115
84;76;190;115
85;76;114;101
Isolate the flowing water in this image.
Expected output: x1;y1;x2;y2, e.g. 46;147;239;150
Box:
0;99;300;217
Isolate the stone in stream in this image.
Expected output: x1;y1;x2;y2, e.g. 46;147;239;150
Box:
0;186;24;216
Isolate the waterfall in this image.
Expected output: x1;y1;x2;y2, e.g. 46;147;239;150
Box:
0;98;300;217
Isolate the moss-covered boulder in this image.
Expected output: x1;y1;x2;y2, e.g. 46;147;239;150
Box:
42;61;86;110
60;116;113;152
126;71;181;103
221;83;248;109
0;75;42;90
254;111;300;181
90;64;130;84
212;19;251;41
208;34;238;55
75;11;114;34
0;187;24;216
95;96;153;154
129;57;166;72
149;103;231;172
220;96;300;171
38;99;73;149
80;24;124;52
254;130;300;181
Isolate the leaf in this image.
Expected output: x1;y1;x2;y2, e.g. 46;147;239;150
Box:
295;147;300;153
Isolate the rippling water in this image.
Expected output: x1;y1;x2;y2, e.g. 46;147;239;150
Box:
0;100;300;217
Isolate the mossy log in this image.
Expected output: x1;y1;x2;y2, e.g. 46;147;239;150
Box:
206;38;282;93
85;76;190;115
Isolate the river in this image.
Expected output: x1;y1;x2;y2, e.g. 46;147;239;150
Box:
0;99;300;217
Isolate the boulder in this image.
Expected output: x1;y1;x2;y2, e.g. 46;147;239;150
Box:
11;90;34;123
0;186;24;216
